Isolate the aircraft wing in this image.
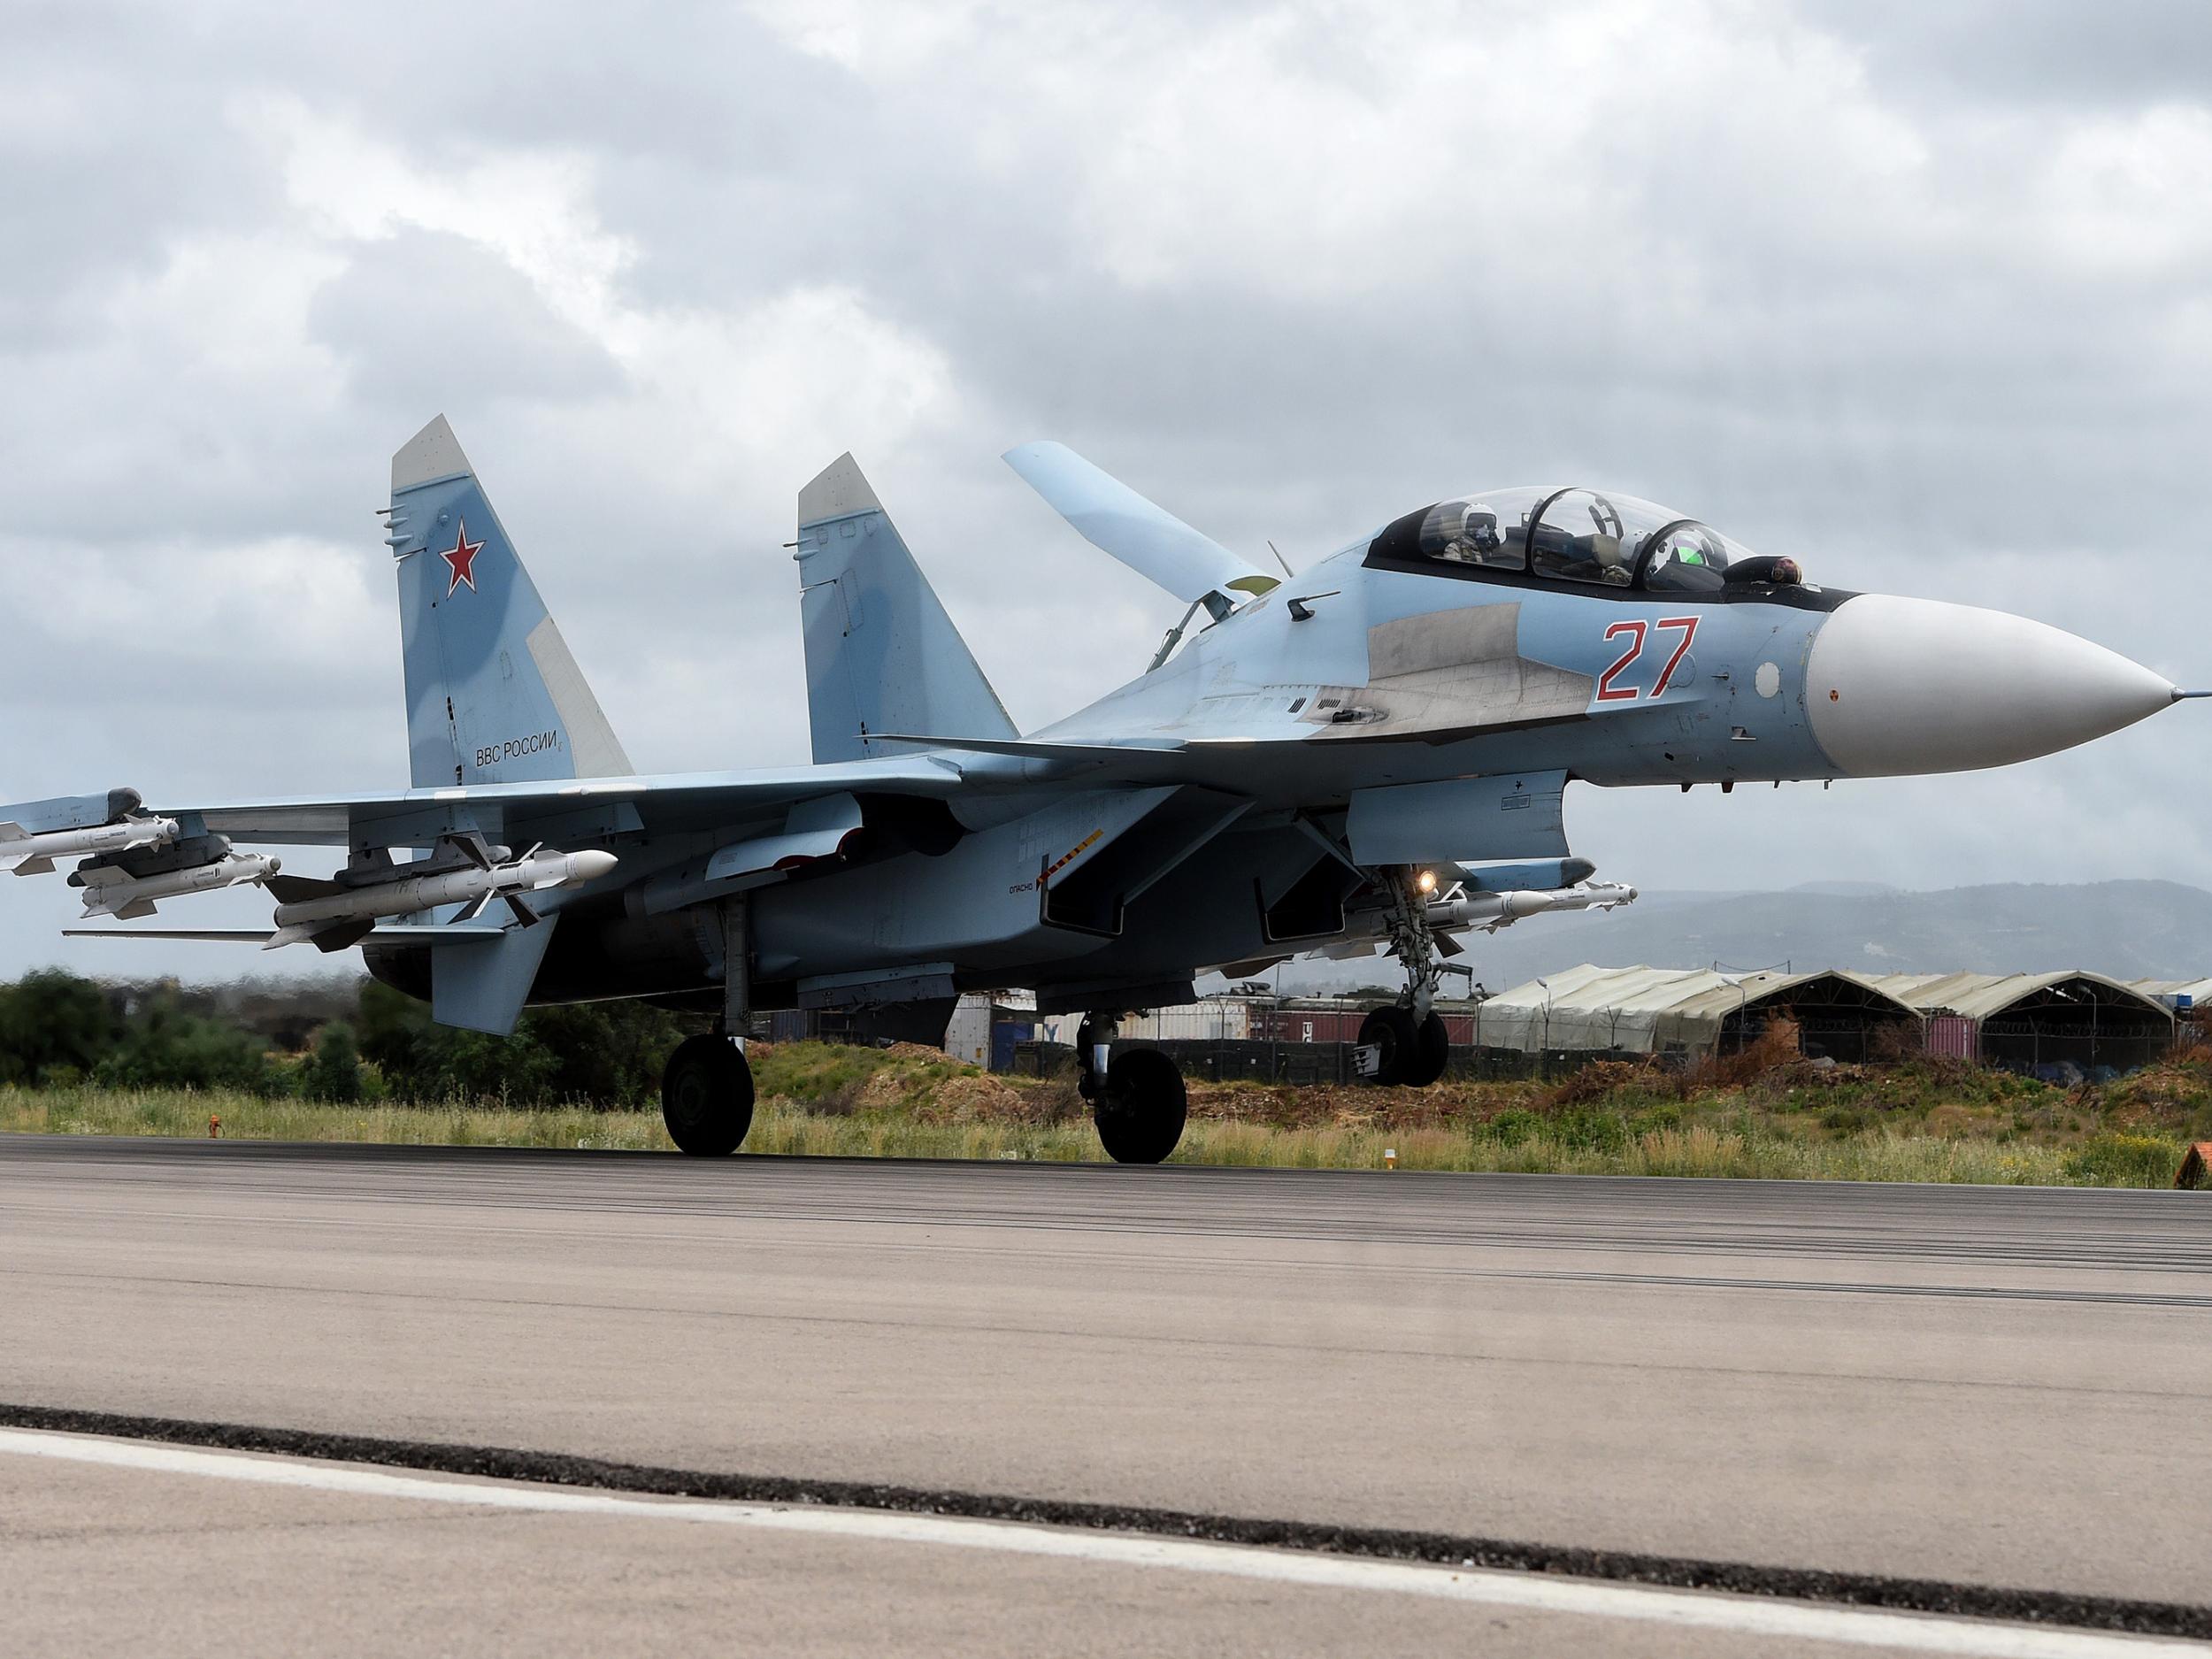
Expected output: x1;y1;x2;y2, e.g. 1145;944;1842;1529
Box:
62;923;510;944
159;755;975;848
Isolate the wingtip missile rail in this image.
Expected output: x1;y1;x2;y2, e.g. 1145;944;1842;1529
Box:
0;810;178;879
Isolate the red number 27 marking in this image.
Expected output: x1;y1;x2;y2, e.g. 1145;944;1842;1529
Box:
1595;616;1700;703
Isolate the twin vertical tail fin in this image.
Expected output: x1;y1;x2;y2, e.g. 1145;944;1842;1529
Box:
386;416;632;788
795;455;1018;764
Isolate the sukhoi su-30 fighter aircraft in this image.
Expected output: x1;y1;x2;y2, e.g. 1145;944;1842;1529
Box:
19;418;2193;1162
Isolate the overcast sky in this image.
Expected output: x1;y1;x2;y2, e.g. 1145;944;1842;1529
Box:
4;0;2211;980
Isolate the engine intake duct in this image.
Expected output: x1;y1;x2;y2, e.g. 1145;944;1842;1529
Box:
1041;787;1248;938
1256;855;1365;943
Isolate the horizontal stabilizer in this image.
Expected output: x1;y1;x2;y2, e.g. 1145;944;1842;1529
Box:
1002;442;1279;614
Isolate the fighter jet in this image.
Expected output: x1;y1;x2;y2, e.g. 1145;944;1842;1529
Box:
27;417;2193;1162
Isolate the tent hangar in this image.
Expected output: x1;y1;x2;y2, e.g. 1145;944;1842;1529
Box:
1868;972;2173;1075
1473;965;1922;1061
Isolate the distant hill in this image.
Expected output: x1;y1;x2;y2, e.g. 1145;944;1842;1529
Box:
1274;880;2212;995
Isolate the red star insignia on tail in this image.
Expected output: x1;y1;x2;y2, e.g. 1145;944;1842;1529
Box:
440;519;485;596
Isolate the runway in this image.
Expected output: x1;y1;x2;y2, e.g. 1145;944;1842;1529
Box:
4;1134;2209;1653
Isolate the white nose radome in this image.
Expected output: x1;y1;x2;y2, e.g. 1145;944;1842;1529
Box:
1806;595;2176;778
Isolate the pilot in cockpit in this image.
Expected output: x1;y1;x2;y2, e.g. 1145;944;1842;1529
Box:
1442;502;1505;565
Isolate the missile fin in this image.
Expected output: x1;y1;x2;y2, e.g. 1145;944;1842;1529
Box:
0;822;22;838
312;920;377;954
114;898;158;920
12;855;54;877
262;925;316;951
503;892;541;927
449;833;495;872
266;873;346;904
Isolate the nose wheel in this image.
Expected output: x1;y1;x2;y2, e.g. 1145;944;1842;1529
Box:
1078;1016;1188;1164
1355;1004;1450;1087
662;1033;755;1156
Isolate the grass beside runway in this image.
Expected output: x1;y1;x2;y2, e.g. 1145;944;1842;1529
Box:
4;1034;2203;1186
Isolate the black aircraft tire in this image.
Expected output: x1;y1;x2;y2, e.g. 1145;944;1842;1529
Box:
1404;1011;1451;1088
661;1035;756;1156
1357;1005;1421;1087
1094;1048;1187;1165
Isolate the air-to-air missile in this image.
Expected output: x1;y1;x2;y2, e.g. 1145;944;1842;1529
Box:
264;846;619;951
1;810;177;878
1434;879;1638;934
73;850;283;920
1325;860;1638;959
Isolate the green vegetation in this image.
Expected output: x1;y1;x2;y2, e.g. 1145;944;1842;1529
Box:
1;976;2207;1187
0;970;693;1105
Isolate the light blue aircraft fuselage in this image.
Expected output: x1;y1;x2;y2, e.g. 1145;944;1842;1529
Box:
27;419;2187;1158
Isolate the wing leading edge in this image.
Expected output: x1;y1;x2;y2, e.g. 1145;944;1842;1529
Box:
161;756;978;849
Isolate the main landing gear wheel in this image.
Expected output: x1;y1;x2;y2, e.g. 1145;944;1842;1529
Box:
1358;1007;1449;1087
1092;1048;1188;1165
662;1033;755;1156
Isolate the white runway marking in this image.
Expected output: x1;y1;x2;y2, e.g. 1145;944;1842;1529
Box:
4;1429;2200;1657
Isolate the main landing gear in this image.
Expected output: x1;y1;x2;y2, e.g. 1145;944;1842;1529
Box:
1078;1014;1187;1164
1354;865;1451;1088
664;895;756;1157
662;1033;755;1156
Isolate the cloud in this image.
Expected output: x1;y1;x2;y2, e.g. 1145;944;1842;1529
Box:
2;0;2208;983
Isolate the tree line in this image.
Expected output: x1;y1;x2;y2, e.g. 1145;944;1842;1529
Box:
0;970;698;1108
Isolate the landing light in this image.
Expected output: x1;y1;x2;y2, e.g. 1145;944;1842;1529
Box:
1416;870;1438;895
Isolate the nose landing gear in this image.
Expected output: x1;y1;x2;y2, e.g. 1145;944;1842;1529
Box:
1353;865;1453;1088
1356;1003;1449;1088
1078;1014;1188;1164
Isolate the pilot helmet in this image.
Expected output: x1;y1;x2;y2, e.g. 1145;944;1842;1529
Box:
1462;503;1502;553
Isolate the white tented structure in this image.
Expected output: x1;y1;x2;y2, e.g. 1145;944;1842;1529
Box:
2130;977;2212;1014
1474;964;1922;1060
1869;972;2173;1071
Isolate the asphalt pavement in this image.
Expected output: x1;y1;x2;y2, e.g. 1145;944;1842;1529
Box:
4;1135;2208;1654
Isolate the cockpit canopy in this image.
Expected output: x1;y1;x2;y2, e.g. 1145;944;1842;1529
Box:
1368;486;1758;595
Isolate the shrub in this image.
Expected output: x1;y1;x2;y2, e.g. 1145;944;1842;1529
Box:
1706;1014;1803;1089
0;970;120;1085
2062;1133;2181;1188
355;980;687;1107
1485;1108;1545;1145
1546;1058;1663;1109
92;994;278;1094
301;1021;364;1103
1548;1107;1630;1152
